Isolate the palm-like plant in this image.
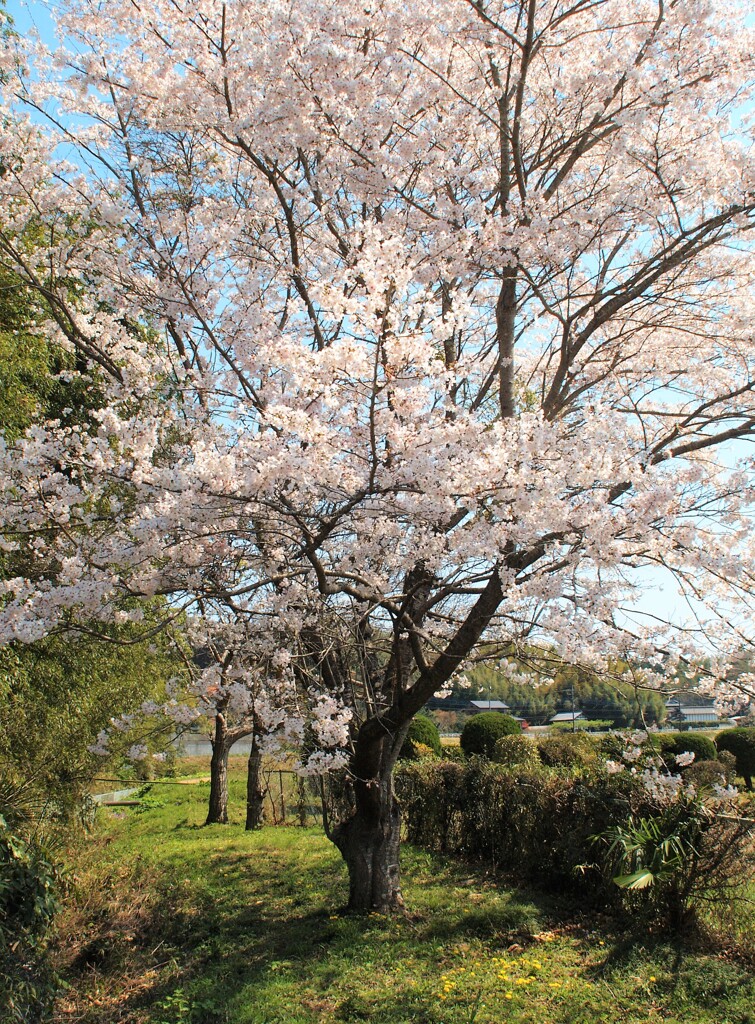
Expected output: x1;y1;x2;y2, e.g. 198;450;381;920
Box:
602;812;702;890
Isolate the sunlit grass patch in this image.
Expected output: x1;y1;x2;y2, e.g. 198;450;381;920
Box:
56;777;755;1024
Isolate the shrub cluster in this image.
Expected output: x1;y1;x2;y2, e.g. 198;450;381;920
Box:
492;734;540;768
0;816;61;1023
716;728;755;790
397;759;640;901
396;757;755;928
536;731;598;768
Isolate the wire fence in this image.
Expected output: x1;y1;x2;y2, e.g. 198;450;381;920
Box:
262;769;323;826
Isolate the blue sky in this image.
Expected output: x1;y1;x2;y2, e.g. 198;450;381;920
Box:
8;0;55;43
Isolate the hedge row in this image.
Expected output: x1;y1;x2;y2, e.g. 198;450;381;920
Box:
395;759;650;900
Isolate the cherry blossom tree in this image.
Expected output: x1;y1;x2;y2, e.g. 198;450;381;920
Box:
183;618;304;829
1;0;754;910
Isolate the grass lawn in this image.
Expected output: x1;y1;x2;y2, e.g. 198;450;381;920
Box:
54;776;755;1024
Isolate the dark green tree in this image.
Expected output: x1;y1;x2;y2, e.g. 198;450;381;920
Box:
716;729;755;791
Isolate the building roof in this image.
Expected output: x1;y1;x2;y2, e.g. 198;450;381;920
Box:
469;700;511;711
665;692;717;708
550;711;583;722
669;707;720;720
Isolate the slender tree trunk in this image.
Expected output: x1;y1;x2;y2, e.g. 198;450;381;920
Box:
206;712;230;825
245;733;266;830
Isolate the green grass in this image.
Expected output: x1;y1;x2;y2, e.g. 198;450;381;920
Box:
56;781;755;1024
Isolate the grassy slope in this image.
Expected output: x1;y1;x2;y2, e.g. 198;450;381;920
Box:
55;774;755;1024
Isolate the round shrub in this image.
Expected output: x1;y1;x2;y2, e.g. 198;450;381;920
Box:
716;728;755;790
659;732;717;767
399;715;442;760
493;734;541;769
684;759;732;790
460;712;520;758
537;731;597;768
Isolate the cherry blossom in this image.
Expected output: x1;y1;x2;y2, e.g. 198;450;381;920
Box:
0;0;754;910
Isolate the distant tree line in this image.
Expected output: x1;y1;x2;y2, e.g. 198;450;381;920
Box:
449;660;668;728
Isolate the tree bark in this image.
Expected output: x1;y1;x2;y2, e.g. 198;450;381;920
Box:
331;568;505;911
331;751;404;913
245;733;266;830
329;711;412;913
206;712;231;825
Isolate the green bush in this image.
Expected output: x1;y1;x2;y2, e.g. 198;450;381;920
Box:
0;816;61;1023
492;734;540;768
438;744;466;762
597;792;753;931
537;731;597;767
597;732;627;759
716;728;755;790
399;715;442;760
396;759;640;900
460;712;520;758
396;760;755;932
552;719;613;733
684;759;732;790
659;732;717;767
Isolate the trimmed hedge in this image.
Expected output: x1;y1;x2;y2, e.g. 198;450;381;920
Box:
396;759;642;900
659;732;717;766
460;712;520;758
537;731;598;767
716;728;755;790
396;758;754;922
492;734;541;768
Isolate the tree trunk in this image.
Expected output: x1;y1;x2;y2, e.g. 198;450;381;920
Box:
245;734;266;830
206;712;230;825
331;726;408;913
329;569;505;912
332;770;403;913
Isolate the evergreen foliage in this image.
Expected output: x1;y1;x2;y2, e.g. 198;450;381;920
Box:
460;712;520;758
715;728;755;790
659;733;718;767
537;731;598;768
0;815;61;1023
492;733;540;768
399;715;442;760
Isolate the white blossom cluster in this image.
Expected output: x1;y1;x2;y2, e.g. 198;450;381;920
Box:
2;0;755;811
605;730;737;810
310;694;353;749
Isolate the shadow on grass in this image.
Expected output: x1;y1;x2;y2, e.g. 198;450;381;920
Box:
67;823;565;1023
586;925;755;1015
